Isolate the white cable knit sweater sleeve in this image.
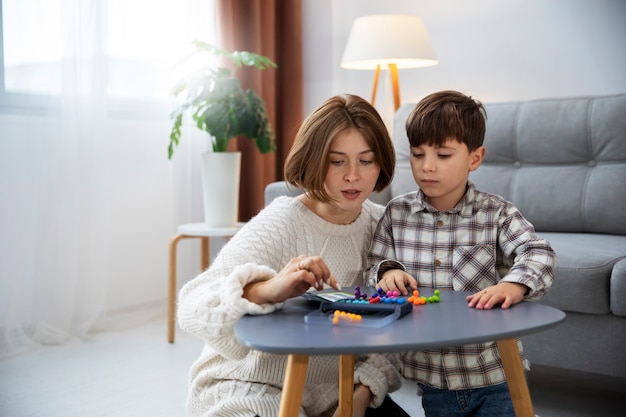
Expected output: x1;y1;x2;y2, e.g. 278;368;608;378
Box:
354;353;403;407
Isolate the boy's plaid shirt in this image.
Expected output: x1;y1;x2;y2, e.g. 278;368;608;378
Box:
367;181;557;389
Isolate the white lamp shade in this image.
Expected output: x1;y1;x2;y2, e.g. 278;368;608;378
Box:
341;15;438;70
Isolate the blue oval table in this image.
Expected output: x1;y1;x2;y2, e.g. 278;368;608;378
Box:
235;287;566;417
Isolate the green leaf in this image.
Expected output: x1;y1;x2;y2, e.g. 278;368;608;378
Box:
167;40;277;157
168;114;183;160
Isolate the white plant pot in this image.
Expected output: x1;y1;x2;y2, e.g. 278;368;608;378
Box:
200;151;241;227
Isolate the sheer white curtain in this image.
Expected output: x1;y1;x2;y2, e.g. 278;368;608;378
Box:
0;0;215;356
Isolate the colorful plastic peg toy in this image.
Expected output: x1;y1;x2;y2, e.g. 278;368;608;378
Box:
407;289;441;305
331;310;363;325
349;287;406;304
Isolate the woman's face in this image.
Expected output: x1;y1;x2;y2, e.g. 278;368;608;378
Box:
321;128;381;222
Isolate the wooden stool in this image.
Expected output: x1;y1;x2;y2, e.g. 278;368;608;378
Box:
168;222;243;342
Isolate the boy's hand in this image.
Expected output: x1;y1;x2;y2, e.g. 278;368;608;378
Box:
466;282;528;310
376;269;417;295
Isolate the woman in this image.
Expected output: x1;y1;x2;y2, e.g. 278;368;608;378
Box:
178;94;403;417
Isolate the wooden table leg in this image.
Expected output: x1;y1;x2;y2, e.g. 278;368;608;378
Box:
338;354;354;417
497;338;535;417
168;234;185;343
279;354;309;417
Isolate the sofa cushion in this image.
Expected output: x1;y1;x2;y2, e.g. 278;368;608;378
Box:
471;94;626;235
539;233;626;315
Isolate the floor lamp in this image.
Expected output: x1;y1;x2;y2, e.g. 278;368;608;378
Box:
341;15;438;110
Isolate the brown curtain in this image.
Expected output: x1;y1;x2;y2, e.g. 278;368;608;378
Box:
216;0;303;222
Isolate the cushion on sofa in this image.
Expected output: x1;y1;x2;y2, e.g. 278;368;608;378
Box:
470;95;626;235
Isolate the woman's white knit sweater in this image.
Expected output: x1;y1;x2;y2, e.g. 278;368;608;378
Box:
178;196;401;417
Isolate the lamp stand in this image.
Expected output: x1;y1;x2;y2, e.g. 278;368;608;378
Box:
370;63;401;111
370;65;381;107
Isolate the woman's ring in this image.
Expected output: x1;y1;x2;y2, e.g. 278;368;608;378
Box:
298;260;306;271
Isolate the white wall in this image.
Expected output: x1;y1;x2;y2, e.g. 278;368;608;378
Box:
304;0;626;122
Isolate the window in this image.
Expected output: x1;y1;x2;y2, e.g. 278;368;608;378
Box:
0;0;215;116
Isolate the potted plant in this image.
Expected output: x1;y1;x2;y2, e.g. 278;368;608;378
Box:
168;40;277;227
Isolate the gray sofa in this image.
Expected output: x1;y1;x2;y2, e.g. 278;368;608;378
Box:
265;93;626;377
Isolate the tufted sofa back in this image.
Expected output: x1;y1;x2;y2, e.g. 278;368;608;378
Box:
391;94;626;235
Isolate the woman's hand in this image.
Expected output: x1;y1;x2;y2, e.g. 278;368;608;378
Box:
243;255;339;304
331;384;372;417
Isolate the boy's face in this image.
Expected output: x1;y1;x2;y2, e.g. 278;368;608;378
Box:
409;138;485;212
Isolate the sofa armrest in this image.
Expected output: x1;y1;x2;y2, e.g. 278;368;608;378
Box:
611;258;626;317
264;181;304;206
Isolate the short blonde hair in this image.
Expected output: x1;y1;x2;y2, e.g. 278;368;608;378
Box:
284;94;395;202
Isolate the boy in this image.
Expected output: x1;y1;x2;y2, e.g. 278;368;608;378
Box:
367;90;557;416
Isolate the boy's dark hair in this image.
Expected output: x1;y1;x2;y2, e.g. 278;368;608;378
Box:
405;90;487;151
